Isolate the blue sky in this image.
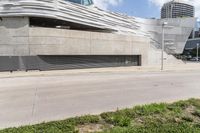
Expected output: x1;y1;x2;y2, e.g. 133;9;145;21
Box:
108;0;160;18
93;0;200;19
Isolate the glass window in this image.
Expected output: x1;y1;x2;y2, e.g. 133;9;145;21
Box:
65;0;93;6
86;0;93;6
66;0;82;4
83;0;89;5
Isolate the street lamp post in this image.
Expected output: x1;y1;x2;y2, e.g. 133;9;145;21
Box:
161;22;168;71
197;43;199;62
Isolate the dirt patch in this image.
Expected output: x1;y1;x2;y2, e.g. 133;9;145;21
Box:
182;105;200;123
77;123;112;133
185;105;196;114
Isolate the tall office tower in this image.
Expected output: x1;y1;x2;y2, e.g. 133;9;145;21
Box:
161;0;194;18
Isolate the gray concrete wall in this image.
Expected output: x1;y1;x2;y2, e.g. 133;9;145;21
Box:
138;17;196;54
0;17;29;56
0;17;150;66
29;27;150;65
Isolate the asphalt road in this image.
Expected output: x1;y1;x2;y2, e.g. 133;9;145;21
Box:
0;71;200;128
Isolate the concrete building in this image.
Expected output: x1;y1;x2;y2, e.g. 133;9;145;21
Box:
161;0;194;18
0;0;196;71
160;0;200;58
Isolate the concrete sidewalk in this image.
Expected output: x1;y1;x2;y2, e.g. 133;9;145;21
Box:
0;63;200;78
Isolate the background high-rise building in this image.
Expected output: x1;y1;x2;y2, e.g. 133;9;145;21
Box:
161;0;194;18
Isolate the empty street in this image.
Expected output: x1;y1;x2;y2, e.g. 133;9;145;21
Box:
0;70;200;128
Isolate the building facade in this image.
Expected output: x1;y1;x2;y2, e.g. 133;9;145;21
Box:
160;0;200;58
0;0;196;71
161;0;194;18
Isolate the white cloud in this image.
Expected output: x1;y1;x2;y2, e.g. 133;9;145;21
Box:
93;0;123;9
149;0;200;17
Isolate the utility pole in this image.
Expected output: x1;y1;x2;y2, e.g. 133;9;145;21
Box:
161;22;168;71
197;43;199;62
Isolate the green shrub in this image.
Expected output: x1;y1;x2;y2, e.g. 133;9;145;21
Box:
73;115;100;125
133;103;168;116
100;112;131;127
